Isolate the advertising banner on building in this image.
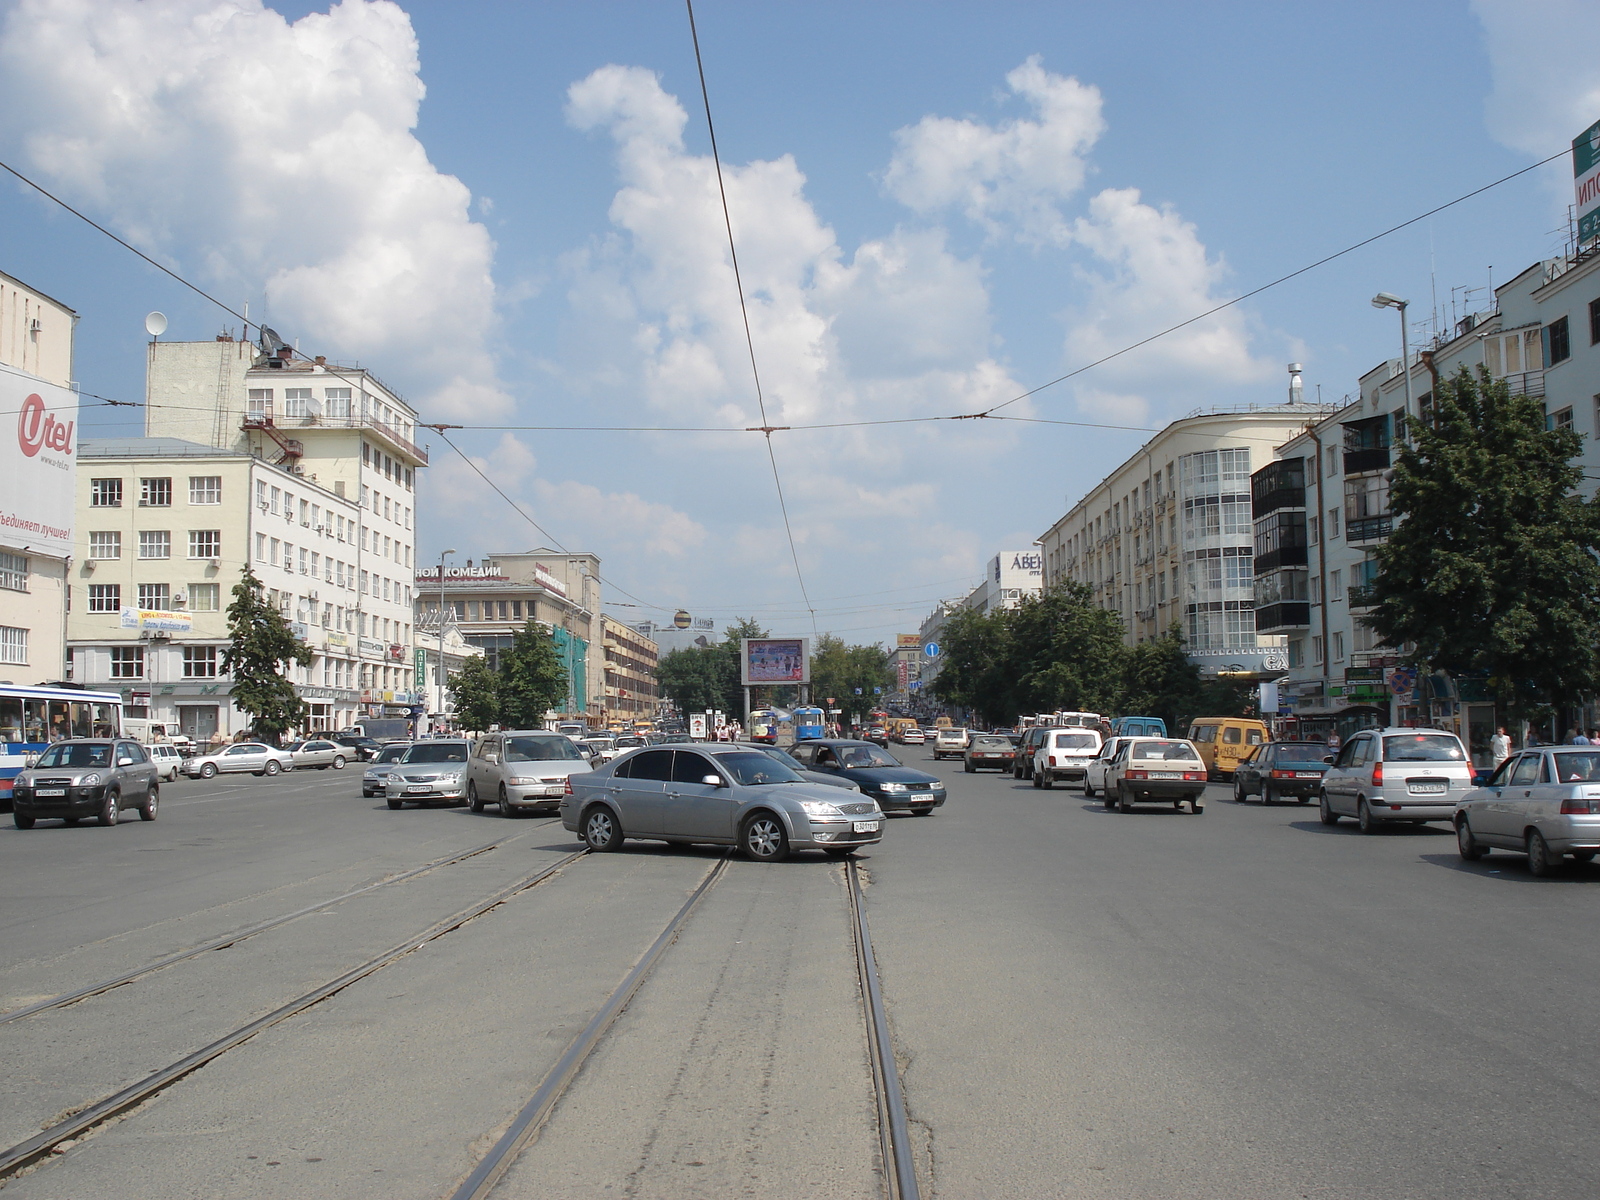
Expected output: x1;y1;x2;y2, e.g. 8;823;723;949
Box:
1577;118;1600;247
119;608;194;634
0;372;77;558
740;637;810;685
896;634;921;649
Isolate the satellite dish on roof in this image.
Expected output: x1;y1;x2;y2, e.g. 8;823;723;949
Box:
144;311;168;338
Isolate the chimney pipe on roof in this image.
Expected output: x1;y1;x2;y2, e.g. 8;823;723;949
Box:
1287;362;1304;405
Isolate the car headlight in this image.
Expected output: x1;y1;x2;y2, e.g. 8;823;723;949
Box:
80;773;102;787
799;799;844;816
877;782;908;792
509;776;538;785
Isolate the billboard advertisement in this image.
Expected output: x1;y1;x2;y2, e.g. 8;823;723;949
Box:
1577;118;1600;248
0;373;77;558
741;637;810;686
120;608;194;634
896;634;921;649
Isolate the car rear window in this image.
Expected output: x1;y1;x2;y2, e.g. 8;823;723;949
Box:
505;736;584;762
1131;740;1202;762
1051;732;1098;749
972;736;1010;747
1274;743;1329;762
1382;734;1465;762
1547;751;1600;782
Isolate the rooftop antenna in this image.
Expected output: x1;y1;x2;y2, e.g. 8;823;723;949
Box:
144;311;168;341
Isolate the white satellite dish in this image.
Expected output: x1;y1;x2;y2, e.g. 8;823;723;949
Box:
144;311;168;338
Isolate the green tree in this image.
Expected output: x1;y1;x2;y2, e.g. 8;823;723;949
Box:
929;604;1019;724
448;655;503;732
222;566;313;740
810;634;895;715
498;620;570;728
656;645;723;713
1012;583;1128;717
1366;367;1600;723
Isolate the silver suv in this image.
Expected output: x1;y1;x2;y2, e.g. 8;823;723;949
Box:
1319;727;1473;833
466;731;593;816
11;739;160;828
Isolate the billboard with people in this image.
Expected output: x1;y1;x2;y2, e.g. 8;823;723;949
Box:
740;637;810;685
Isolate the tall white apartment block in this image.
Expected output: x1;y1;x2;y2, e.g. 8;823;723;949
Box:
143;335;426;725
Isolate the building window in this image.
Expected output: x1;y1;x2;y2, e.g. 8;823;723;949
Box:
90;478;123;507
0;551;26;591
183;646;219;678
1330;569;1343;601
139;530;171;559
1550;406;1574;432
88;531;122;560
248;388;272;418
139;477;172;507
88;583;121;612
0;625;25;666
256;533;267;561
189;476;222;505
189;530;222;559
284;387;313;418
1311;636;1324;665
325;387;351;417
1590;297;1600;346
511;600;523;618
1544;315;1571;367
1327;507;1341;539
1287;638;1304;668
138;583;170;610
1307;515;1319;545
189;583;220;612
110;645;144;678
1331;631;1345;662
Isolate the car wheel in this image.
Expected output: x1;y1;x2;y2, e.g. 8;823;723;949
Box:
741;812;790;861
1083;776;1095;798
1191;798;1205;814
911;806;933;816
1357;798;1381;835
1232;777;1246;803
14;811;34;829
264;760;281;776
1041;770;1053;789
98;790;120;826
386;795;403;810
584;806;623;851
1526;829;1559;877
499;785;517;818
140;785;159;821
1319;792;1339;826
1117;785;1132;814
201;762;218;779
1456;817;1487;861
467;781;484;813
332;755;346;769
1297;793;1312;805
1031;768;1042;789
964;762;974;773
1261;784;1275;806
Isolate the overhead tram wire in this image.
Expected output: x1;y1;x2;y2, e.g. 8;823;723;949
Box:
685;0;818;638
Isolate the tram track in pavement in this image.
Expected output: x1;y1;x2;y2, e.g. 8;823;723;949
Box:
447;854;921;1200
0;843;590;1181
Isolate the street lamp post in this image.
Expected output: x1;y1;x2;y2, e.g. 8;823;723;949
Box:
1371;292;1414;428
436;548;456;731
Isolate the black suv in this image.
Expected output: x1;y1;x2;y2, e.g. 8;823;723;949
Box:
331;734;383;761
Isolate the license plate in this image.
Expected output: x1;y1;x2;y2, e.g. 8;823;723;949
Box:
1409;782;1446;795
1297;772;1321;778
1151;771;1181;779
853;821;880;833
407;784;431;793
36;788;66;797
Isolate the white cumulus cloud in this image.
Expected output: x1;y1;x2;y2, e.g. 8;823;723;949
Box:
0;0;508;418
1475;0;1600;158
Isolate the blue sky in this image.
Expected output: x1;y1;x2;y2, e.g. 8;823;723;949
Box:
1;0;1597;645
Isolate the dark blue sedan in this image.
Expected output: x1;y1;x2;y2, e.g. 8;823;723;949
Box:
1231;741;1330;805
785;739;947;815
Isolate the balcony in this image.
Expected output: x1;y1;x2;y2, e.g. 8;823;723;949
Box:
1342;446;1390;474
1254;601;1311;632
1347;515;1393;543
1254;544;1309;573
1502;369;1544;399
243;404;429;465
1347;584;1378;609
1251;458;1306;519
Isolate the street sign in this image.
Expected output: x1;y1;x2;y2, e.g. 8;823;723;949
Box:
873;687;881;694
924;642;940;657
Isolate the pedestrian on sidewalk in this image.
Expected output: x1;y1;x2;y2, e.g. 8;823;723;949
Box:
1490;726;1512;764
1568;728;1590;745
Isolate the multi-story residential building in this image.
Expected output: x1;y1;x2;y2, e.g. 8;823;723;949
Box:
1258;245;1600;762
1037;400;1333;676
142;335;426;724
413;550;603;725
600;614;658;727
0;270;78;684
68;437;363;740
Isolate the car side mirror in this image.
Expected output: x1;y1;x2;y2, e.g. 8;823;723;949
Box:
117;757;134;767
1323;755;1335;764
485;753;498;764
701;774;726;787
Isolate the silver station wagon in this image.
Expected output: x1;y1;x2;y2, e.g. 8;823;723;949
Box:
1455;747;1600;876
563;744;884;861
1319;727;1473;833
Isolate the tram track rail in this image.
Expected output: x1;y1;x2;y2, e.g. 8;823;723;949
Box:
0;830;542;1025
0;845;588;1182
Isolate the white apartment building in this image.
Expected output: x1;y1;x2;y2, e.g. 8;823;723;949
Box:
143;335;426;723
1261;246;1600;762
68;437;363;739
0;270;78;683
1038;402;1333;676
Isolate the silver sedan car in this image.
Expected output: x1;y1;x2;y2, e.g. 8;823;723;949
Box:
1455;746;1600;876
287;738;351;771
563;744;884;861
181;742;295;779
385;739;471;808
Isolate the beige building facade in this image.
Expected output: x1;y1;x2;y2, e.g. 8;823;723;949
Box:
600;614;658;727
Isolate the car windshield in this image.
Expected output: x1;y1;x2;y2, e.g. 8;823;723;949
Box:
713;751;803;786
839;745;901;768
1132;740;1201;762
1052;732;1098;749
613;736;646;748
376;744;410;763
1382;734;1464;762
401;743;468;763
757;746;807;770
1548;751;1600;782
36;743;112;769
505;736;584;762
1275;743;1329;761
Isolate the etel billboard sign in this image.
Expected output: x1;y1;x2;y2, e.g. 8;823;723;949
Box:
0;376;78;558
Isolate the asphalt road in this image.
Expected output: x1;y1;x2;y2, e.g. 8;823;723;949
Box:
2;748;1598;1198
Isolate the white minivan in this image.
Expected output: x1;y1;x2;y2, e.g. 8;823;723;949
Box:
1319;727;1474;833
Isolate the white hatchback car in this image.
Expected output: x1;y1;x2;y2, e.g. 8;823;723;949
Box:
1082;737;1133;798
146;743;184;782
932;729;970;760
